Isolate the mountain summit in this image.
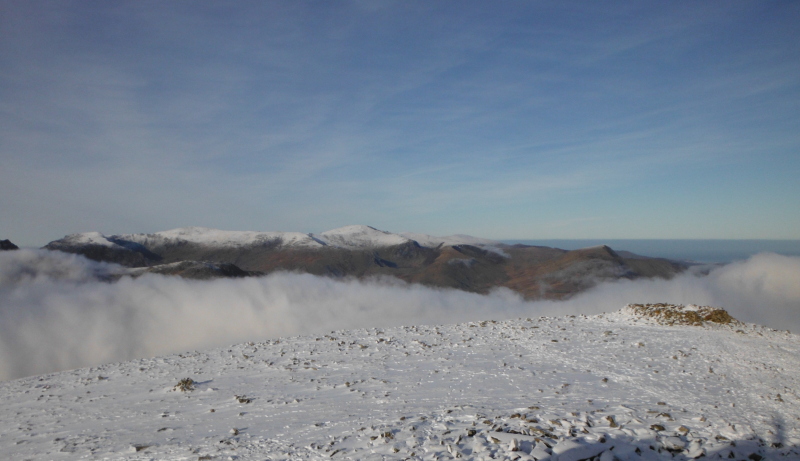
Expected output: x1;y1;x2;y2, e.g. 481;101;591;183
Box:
0;239;19;251
316;225;414;249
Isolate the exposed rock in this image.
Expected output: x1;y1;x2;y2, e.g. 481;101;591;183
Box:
0;239;19;251
174;378;194;392
624;303;739;326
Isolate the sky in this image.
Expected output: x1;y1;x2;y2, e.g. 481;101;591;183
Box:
1;1;799;246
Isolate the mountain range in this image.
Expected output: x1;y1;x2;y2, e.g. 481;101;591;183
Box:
44;225;689;300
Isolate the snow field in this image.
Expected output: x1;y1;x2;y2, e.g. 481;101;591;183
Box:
0;309;798;460
60;225;506;252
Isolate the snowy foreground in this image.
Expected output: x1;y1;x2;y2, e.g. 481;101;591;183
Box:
1;305;798;461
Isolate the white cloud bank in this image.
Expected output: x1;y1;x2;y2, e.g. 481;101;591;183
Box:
0;250;798;381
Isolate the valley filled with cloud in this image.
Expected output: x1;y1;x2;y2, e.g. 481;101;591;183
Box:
1;249;797;382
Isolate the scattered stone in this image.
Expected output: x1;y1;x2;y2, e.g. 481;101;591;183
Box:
174;378;194;392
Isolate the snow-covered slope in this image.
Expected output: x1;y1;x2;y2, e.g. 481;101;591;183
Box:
400;232;501;248
315;225;413;249
49;228;325;251
1;305;797;460
119;227;326;249
50;226;506;252
53;231;128;249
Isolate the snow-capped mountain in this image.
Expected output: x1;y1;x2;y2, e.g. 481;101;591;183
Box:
120;227;327;249
318;225;415;249
399;231;502;248
44;226;688;300
1;304;797;460
49;225;500;252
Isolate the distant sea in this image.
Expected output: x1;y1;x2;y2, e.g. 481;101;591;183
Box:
501;239;800;264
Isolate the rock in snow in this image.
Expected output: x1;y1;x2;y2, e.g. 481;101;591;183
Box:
0;305;798;460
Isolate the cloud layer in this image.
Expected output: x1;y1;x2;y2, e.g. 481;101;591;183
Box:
1;250;798;381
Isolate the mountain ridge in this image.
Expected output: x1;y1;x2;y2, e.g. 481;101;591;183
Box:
44;226;690;300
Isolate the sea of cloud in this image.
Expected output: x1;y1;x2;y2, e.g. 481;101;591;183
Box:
1;249;798;381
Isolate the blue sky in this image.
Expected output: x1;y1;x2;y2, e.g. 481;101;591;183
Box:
1;1;799;246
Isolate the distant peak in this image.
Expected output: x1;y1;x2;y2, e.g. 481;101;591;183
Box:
315;225;411;249
580;244;612;251
578;244;618;254
58;232;118;247
0;239;19;251
153;227;219;237
320;225;382;235
602;245;621;258
400;232;500;248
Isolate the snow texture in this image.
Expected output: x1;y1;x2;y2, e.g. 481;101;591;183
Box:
59;232;127;249
317;225;413;249
59;225;508;252
1;305;798;460
119;227;326;249
399;232;501;248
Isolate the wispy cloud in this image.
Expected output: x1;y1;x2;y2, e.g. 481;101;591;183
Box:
1;2;798;243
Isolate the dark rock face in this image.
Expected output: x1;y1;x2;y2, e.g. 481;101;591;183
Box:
43;233;688;299
0;240;19;251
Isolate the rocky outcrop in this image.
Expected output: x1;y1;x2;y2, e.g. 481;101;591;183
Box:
623;303;739;326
